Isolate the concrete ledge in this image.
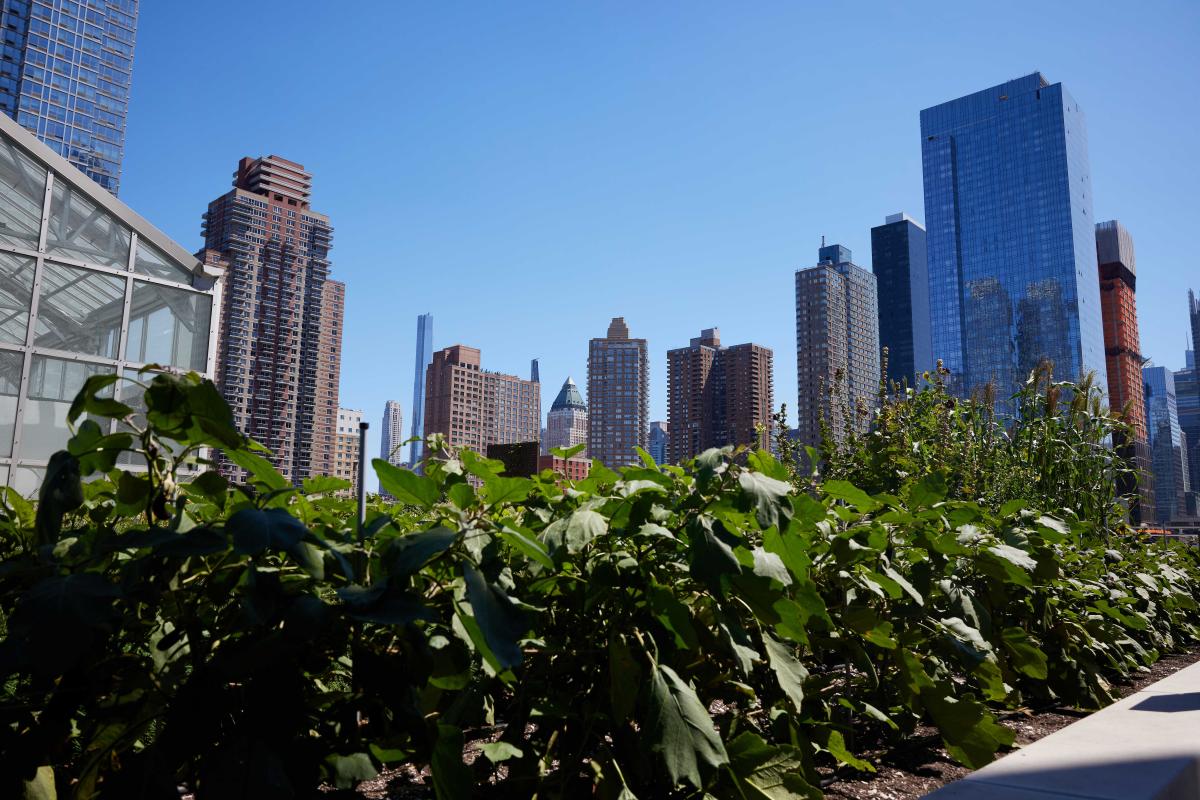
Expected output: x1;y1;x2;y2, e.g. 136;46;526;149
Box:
924;659;1200;799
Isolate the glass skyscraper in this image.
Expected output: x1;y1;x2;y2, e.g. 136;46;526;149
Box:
871;212;930;385
0;0;137;195
409;312;433;468
921;73;1106;403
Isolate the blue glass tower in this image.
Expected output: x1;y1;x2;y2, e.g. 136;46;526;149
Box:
1144;366;1191;523
408;312;433;468
0;0;137;195
871;212;930;385
920;73;1106;403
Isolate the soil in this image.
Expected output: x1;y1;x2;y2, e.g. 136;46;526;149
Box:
340;647;1200;799
822;647;1200;799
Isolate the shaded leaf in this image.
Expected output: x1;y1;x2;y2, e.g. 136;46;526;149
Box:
646;661;729;789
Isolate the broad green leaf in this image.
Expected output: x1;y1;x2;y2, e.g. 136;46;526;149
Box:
635;445;658;469
821;480;880;512
883;565;924;605
479;741;523;763
688;518;742;592
824;729;874;773
386;526;457;577
20;766;56;800
482;475;532;507
763;634;807;712
609;634;641;722
739;471;793;529
324;752;377;789
747;450;792;482
907;472;948;509
551;442;587;460
463;563;528;669
763;525;811;582
374;459;439;507
500;526;554;569
224;448;290;491
726;732;821;799
646;661;729;789
1001;627;1048;680
431;724;472;800
303;475;351;495
752;547;792;586
648;584;701;650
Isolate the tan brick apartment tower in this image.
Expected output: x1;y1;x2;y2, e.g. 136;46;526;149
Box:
667;328;773;463
204;155;343;483
423;345;540;455
795;244;879;449
588;317;649;467
1096;220;1155;522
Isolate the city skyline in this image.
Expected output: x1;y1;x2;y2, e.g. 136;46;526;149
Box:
103;2;1198;488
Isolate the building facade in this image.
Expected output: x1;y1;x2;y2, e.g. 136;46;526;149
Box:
666;328;773;463
423;344;539;457
544;376;587;455
333;407;362;496
921;73;1107;403
871;212;930;385
485;366;541;446
1177;293;1200;518
1143;366;1191;524
1095;220;1154;522
380;399;404;466
0;0;138;194
409;312;432;468
0;111;220;494
587;317;649;468
648;420;668;465
204;155;341;485
794;244;879;448
1191;290;1199;361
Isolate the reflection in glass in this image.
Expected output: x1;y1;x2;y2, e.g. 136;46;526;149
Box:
0;137;46;251
21;356;109;459
46;179;132;267
0;251;35;344
0;349;22;457
124;281;211;371
134;240;193;284
34;262;124;357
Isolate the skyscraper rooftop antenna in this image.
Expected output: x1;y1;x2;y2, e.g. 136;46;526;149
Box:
821;235;826;248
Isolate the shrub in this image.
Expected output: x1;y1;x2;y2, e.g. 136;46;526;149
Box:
0;369;1196;799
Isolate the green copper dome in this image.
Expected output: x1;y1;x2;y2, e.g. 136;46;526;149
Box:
550;377;587;412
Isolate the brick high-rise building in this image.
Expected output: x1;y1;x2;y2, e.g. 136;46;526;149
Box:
588;317;649;468
0;0;139;194
795;244;879;448
423;345;540;457
205;155;341;484
544;376;588;455
1095;220;1154;522
667;328;773;463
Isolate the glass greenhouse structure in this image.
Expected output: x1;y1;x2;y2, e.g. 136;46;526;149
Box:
0;112;222;495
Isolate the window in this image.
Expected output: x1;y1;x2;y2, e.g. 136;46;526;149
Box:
124;281;211;372
46;177;131;267
0;136;46;250
21;355;109;459
34;262;124;356
0;251;34;344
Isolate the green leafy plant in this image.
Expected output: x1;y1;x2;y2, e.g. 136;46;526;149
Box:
0;368;1196;799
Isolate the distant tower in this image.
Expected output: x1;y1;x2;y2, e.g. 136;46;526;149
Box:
206;155;340;484
1190;290;1200;361
794;244;879;448
588;317;649;467
648;421;670;465
334;408;364;496
531;358;540;384
872;212;930;384
1176;291;1200;517
409;313;433;468
544;377;588;455
380;400;405;466
423;345;539;454
666;328;773;462
1144;367;1191;523
1096;220;1155;522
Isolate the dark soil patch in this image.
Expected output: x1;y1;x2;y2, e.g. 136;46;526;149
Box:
823;647;1200;799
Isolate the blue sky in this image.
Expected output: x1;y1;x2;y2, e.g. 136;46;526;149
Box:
120;1;1200;482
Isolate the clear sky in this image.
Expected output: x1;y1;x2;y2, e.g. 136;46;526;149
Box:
120;1;1200;486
